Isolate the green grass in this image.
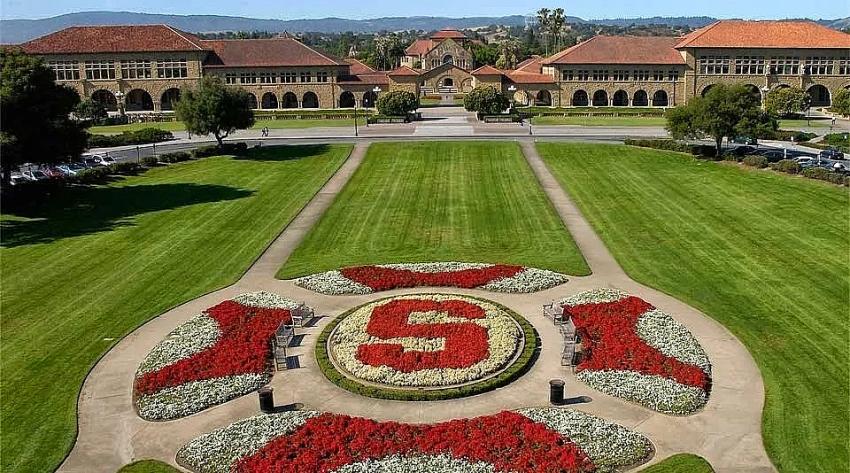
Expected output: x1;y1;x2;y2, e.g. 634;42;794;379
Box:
0;144;352;472
531;115;667;126
639;454;714;473
89;118;365;134
117;460;181;473
277;141;589;278
537;142;849;473
778;118;836;129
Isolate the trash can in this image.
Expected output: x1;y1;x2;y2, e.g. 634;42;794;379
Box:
549;379;565;405
258;386;274;413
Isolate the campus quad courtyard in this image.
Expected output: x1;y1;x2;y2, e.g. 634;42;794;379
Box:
1;141;847;473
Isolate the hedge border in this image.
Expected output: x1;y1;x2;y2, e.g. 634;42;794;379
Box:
315;294;540;401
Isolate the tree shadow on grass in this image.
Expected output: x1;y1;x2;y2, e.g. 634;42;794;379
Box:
234;144;331;162
1;183;253;248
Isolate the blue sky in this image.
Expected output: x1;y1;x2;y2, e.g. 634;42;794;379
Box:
1;0;846;21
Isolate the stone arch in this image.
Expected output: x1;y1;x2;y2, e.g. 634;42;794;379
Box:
652;90;669;107
701;84;716;97
592;90;608;107
535;90;552;106
807;84;831;107
91;89;117;112
744;84;762;105
513;90;530;105
612;90;629;107
633;90;648;107
160;88;181;111
363;91;378;108
460;78;473;93
282;92;298;109
442;55;454;65
302;91;319;109
442;77;455;88
261;92;278;109
246;93;258;110
339;91;356;108
125;89;153;112
572;90;589;107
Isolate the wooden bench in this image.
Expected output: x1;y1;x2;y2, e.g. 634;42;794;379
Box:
273;324;296;371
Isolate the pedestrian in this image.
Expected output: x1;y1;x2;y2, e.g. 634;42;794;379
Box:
832;117;837;127
187;130;192;140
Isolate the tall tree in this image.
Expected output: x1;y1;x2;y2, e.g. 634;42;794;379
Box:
666;83;777;156
830;88;850;117
175;76;254;147
0;49;88;186
764;87;810;118
495;38;521;70
551;8;566;51
536;8;551;56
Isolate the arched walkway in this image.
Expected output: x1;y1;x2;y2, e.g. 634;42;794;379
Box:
572;90;588;107
339;91;356;108
302;92;319;109
160;88;181;111
807;85;831;107
652;90;669;107
612;90;629;107
461;78;473;93
632;90;648;107
744;84;762;105
592;90;608;107
246;93;258;110
535;90;552;106
91;89;118;112
282;92;298;109
442;77;454;88
363;91;378;108
125;89;153;112
701;84;715;98
261;92;278;109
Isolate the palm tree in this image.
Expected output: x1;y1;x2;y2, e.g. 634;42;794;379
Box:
551;8;566;51
496;38;521;70
536;8;551;56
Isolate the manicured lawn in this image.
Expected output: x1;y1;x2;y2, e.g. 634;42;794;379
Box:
640;454;714;472
537;142;849;473
278;141;589;278
531;115;667;126
778;118;837;129
0;145;351;472
89;118;365;134
117;460;181;473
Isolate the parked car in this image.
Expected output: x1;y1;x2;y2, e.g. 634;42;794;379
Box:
724;145;756;157
819;148;845;160
761;151;786;163
733;136;758;145
57;163;86;175
42;167;65;178
93;155;117;166
9;174;27;186
21;170;48;181
794;157;815;168
81;156;104;168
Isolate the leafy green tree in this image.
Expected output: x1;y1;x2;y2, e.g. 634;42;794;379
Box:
376;90;419;116
175;76;254;147
463;86;511;115
764;87;810;118
495;38;521;70
831;88;850;117
666;83;777;156
470;43;499;68
74;98;108;121
0;49;88;185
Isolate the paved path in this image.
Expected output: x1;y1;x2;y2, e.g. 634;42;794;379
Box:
60;138;775;473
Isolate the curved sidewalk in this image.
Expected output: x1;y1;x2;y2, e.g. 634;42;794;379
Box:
59;138;775;473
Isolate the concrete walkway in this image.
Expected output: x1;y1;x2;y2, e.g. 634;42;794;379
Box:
60;138;775;473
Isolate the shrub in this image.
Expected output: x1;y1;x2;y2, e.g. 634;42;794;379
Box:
760;129;816;142
770;159;801;174
106;162;141;175
86;128;174;149
623;139;716;158
802;167;850;186
464;86;510;116
191;142;248;159
158;151;191;163
141;156;159;167
74;167;112;184
376;91;419;116
742;156;768;168
191;145;220;159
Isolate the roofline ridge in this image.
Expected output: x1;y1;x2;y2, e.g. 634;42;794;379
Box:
675;20;722;48
162;24;205;51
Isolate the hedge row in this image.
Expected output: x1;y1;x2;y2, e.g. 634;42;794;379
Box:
314;298;540;401
88;128;174;148
624;139;717;158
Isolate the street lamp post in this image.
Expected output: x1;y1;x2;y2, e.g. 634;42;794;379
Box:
353;100;358;137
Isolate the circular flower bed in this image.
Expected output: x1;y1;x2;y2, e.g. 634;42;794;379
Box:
134;292;311;420
177;408;652;473
558;289;712;415
318;294;538;400
294;262;568;295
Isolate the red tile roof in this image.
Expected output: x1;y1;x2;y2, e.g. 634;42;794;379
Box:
675;20;850;48
471;64;502;75
405;39;435;56
505;71;555;84
337;72;390;85
20;25;206;54
431;29;467;40
543;36;685;65
202;38;347;67
344;58;376;75
515;56;543;73
387;65;421;77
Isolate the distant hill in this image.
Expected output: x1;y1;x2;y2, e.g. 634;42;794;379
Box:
1;11;847;44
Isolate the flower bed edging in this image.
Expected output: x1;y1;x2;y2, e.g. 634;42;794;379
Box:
315;295;539;401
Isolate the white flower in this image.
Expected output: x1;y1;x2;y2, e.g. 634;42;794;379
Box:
295;270;374;295
137;374;269;421
481;268;569;293
231;291;304;310
332;454;497;473
137;314;220;375
636;309;711;374
516;407;652;472
576;370;708;415
557;288;627;307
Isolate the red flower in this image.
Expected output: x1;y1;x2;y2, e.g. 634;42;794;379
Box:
234;411;596;473
566;296;709;390
135;300;291;395
356;299;491;371
341;265;524;291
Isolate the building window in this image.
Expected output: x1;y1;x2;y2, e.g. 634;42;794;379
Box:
840;60;850;75
769;57;799;75
735;56;765;75
591;69;608;81
634;70;650;81
699;56;730;74
652;70;665;81
300;72;312;83
562;70;573;81
225;73;238;85
576;70;589;81
120;60;152;79
259;72;276;84
316;72;329;83
157;59;188;78
282;72;297;83
804;57;833;75
612;70;629;81
239;72;257;84
668;70;680;81
48;60;80;81
84;61;115;80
